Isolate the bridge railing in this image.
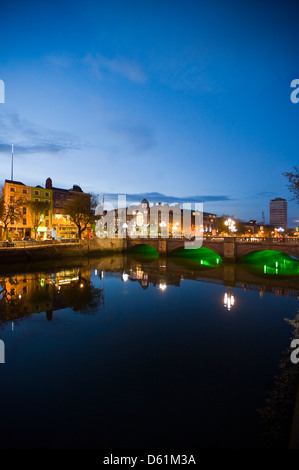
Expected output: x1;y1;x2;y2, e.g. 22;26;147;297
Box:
234;237;299;244
0;239;81;249
203;237;299;245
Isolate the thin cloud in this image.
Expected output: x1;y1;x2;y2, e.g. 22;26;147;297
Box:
109;122;156;152
45;51;147;83
102;191;232;205
0;112;81;155
45;52;77;69
82;53;147;83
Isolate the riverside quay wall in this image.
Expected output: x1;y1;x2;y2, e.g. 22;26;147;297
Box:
0;238;126;264
0;237;299;264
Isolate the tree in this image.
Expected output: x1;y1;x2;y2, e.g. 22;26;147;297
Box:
64;192;98;239
26;200;50;239
283;167;299;202
0;189;23;240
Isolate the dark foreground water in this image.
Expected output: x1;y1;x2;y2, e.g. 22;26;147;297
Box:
0;251;299;450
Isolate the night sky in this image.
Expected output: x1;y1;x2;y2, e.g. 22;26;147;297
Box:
0;0;298;226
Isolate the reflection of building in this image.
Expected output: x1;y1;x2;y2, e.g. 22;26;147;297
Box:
121;262;181;290
270;198;287;231
0;268;104;323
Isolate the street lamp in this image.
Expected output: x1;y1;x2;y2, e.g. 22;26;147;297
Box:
224;218;237;234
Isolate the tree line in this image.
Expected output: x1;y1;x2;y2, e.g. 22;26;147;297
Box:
0;188;98;241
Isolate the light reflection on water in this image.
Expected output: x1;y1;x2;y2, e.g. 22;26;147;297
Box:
0;253;299;449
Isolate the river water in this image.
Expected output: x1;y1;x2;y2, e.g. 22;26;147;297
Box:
0;249;299;449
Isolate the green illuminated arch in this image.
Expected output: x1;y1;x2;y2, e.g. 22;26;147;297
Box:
240;250;299;276
170;246;222;267
128;244;159;259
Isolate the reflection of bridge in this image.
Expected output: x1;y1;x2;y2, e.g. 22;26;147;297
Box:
126;237;299;261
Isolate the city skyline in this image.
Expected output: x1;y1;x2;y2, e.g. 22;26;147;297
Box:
0;0;298;226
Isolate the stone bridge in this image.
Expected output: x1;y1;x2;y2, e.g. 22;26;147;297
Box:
125;236;299;262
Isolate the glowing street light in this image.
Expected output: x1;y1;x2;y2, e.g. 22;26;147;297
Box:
224;218;237;233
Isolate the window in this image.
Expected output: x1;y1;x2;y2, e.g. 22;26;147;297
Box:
23;218;27;225
45;192;50;197
34;190;39;196
23;207;27;215
23;189;28;194
45;210;49;217
46;199;50;204
45;220;49;227
10;195;14;202
35;198;39;202
10;187;15;192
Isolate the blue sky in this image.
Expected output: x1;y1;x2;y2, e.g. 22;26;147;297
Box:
0;0;298;225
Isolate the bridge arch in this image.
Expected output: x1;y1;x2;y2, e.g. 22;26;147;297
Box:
170;246;222;266
201;242;224;259
127;242;159;258
239;248;299;263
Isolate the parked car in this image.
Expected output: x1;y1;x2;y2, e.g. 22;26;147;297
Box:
22;237;36;242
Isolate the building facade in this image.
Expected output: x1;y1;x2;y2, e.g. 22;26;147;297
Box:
46;177;80;239
97;198;217;238
270;197;287;231
30;184;53;239
2;180;32;239
1;177;89;240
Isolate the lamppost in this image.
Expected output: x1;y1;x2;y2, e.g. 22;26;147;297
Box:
224;218;237;235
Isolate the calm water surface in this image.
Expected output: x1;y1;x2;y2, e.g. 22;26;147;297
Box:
0;251;299;449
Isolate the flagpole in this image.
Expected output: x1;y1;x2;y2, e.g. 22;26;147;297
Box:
11;144;14;181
